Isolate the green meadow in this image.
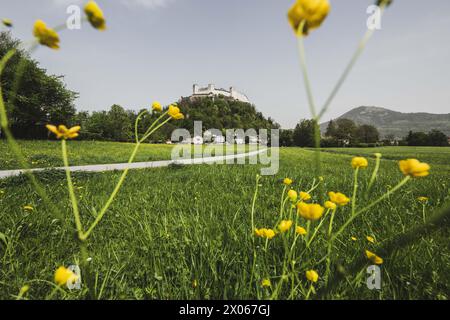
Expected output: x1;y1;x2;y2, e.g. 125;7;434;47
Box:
0;142;449;299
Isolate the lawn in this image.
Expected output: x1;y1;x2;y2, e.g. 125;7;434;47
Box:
0;144;449;299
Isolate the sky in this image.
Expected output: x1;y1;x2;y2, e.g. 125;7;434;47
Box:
1;0;450;128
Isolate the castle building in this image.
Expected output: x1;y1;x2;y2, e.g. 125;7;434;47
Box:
190;84;250;103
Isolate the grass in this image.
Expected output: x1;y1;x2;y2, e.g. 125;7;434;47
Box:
0;140;252;170
1;143;449;299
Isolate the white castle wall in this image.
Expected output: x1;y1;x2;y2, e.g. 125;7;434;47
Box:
191;84;250;103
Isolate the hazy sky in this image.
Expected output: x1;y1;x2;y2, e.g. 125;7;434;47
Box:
1;0;450;128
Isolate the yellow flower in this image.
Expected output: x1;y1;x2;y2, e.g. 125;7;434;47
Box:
84;1;106;30
152;101;162;112
287;189;298;202
2;18;13;28
278;220;293;233
351;236;357;241
23;205;34;211
261;279;272;287
297;202;324;221
366;236;375;244
168;105;184;120
283;178;293;185
399;159;430;178
299;191;311;201
324;201;336;210
305;270;319;283
192;279;198;288
54;266;78;286
417;196;428;203
287;0;330;36
365;250;383;265
351;157;368;169
255;228;276;239
46;125;81;140
296;226;307;235
33;20;60;49
328;192;350;206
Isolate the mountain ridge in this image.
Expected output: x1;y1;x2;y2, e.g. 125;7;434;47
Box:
320;106;450;138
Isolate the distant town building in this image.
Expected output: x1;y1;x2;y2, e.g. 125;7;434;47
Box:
190;84;250;103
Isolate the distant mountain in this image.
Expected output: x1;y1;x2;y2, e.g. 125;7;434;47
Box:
320;106;450;138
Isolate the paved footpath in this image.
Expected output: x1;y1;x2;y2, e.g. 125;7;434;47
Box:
0;148;267;179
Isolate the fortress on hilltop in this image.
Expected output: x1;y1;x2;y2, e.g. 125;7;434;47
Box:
189;84;250;103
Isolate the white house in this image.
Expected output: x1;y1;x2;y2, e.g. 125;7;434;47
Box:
190;84;250;103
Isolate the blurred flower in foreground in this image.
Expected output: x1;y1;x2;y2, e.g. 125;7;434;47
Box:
399;159;430;178
297;202;324;221
287;0;330;36
328;192;350;206
152;101;162;112
351;157;368;169
2;18;13;28
84;1;106;30
288;190;298;202
54;266;78;287
296;226;307;235
365;250;383;265
324;201;336;210
168;105;184;120
305;270;319;282
278;220;293;233
46;125;81;140
33;20;60;49
255;228;276;239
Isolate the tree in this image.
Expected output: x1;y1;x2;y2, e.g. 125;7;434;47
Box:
325;119;337;137
357;124;380;143
428;130;449;146
335;118;358;144
293;119;315;147
280;129;294;147
0;32;77;139
405;131;429;146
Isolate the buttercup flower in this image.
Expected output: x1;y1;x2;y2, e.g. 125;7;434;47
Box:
54;266;78;286
23;205;34;211
366;236;375;244
324;201;336;210
283;178;293;186
287;0;330;36
33;20;60;49
255;228;276;239
168;105;184;120
417;196;428;203
152;101;162;112
328;192;350;206
288;190;298;202
399;159;430;178
351;236;357;241
84;1;106;30
297;202;324;221
2;18;13;28
261;279;272;287
296;226;307;235
299;191;311;201
278;220;293;233
46;125;81;140
351;157;368;169
305;270;319;283
365;250;383;265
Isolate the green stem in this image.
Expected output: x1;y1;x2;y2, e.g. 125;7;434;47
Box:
351;167;359;217
367;154;381;196
61;139;84;239
249;175;261;289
